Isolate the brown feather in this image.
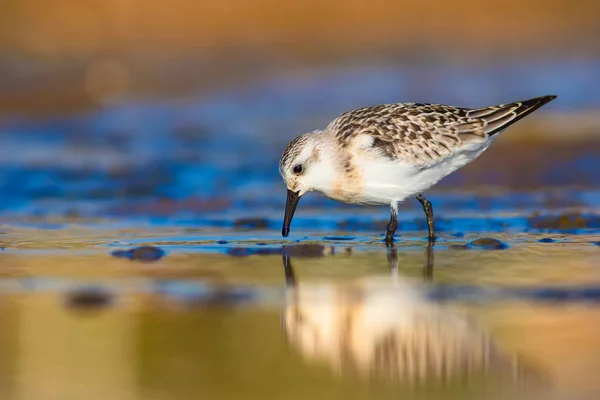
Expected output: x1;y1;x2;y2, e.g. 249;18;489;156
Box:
326;95;557;167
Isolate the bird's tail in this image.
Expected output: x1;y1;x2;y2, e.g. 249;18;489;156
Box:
467;95;557;137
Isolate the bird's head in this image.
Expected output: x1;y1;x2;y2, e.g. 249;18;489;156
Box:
279;131;336;237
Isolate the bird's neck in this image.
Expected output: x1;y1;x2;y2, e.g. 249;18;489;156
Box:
308;132;359;202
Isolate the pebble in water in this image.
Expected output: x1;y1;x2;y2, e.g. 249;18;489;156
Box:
111;246;166;262
65;287;113;310
538;238;556;243
450;238;508;250
468;238;508;250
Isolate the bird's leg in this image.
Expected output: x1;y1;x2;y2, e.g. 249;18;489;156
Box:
416;194;435;243
385;202;399;246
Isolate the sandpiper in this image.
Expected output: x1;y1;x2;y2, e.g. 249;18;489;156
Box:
279;95;557;244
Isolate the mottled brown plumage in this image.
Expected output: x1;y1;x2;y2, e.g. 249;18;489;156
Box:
327;95;557;167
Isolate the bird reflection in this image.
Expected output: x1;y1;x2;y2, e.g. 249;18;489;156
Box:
281;245;548;390
387;242;434;282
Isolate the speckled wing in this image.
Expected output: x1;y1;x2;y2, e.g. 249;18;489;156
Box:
328;95;556;167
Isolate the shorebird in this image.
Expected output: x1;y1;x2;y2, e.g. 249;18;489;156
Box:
279;95;556;244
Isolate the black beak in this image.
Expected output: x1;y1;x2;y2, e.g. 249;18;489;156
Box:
282;189;301;237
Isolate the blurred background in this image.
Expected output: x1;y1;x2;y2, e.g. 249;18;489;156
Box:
2;2;600;400
1;0;599;223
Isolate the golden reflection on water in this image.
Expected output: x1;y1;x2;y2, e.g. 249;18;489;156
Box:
282;249;549;394
0;243;599;399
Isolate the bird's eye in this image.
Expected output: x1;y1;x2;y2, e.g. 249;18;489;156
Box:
293;164;303;175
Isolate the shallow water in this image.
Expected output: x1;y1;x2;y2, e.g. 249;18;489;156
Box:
0;220;599;399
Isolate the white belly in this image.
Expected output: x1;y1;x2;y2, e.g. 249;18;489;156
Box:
351;141;493;205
